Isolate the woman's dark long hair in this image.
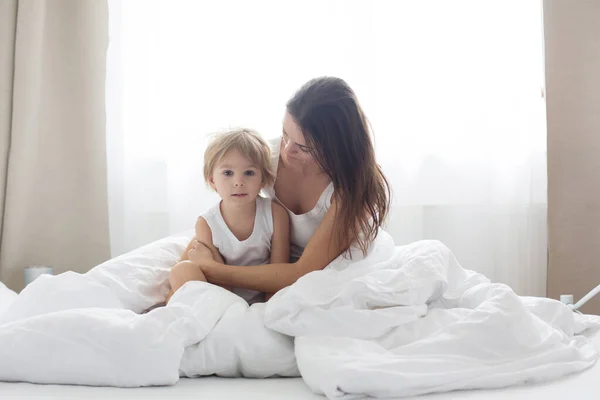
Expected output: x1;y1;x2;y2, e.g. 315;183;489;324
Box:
287;77;391;255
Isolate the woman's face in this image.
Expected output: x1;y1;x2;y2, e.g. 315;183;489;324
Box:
281;112;316;167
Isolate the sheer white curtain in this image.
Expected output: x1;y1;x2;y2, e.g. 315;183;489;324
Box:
106;0;547;296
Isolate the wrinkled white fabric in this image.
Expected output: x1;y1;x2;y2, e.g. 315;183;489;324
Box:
0;230;598;399
0;282;17;316
265;234;600;398
0;230;297;386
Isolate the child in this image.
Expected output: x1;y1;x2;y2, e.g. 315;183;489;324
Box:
167;128;290;304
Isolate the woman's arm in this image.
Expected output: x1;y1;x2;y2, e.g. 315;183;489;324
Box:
193;198;348;293
269;202;290;264
265;202;290;300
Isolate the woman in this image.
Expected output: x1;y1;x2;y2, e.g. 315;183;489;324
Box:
188;76;391;295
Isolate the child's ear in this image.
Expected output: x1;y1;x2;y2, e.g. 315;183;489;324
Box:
260;175;269;189
208;176;216;190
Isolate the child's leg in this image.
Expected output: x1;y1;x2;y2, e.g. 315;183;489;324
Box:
167;260;207;302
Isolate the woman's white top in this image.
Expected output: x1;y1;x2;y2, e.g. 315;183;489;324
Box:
261;137;334;262
201;196;273;303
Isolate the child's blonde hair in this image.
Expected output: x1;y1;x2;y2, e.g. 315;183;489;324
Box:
203;128;275;187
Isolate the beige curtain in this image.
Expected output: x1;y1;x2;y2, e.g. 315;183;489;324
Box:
545;0;600;314
0;0;110;291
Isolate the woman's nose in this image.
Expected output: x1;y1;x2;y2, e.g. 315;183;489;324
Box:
284;140;296;156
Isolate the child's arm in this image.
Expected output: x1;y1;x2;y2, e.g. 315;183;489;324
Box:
168;218;225;301
179;239;196;262
265;202;290;300
179;218;224;263
193;217;225;264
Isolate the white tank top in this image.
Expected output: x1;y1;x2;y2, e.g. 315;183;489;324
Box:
201;196;273;303
262;137;334;261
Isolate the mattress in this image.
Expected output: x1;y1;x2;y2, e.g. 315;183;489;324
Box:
1;327;599;400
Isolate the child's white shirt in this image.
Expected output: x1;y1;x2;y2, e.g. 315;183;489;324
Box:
201;196;273;303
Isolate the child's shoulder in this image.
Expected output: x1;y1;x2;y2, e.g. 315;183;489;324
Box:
200;201;221;218
256;194;287;215
267;199;287;220
195;204;222;238
256;194;277;207
195;203;221;232
258;195;286;215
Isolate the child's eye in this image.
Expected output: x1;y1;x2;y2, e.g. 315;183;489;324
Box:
223;170;233;176
244;170;255;176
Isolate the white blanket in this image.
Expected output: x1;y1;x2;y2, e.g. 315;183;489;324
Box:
266;234;600;398
0;282;17;316
0;230;598;399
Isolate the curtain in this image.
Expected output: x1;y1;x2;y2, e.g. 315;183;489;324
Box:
0;0;111;291
544;0;600;313
106;0;547;296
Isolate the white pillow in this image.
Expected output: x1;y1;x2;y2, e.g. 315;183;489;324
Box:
86;230;194;313
0;281;18;316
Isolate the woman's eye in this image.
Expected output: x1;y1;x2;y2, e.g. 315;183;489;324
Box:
223;170;233;176
299;147;310;153
244;170;255;176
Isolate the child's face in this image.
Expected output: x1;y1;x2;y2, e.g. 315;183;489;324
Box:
210;149;264;205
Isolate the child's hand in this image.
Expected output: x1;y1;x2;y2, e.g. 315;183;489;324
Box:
188;240;214;264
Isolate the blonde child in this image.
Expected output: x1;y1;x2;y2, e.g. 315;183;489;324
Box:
167;129;290;304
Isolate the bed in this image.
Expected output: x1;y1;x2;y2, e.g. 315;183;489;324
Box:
1;331;599;400
1;231;599;399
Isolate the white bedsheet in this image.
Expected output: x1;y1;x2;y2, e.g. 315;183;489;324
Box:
0;230;598;399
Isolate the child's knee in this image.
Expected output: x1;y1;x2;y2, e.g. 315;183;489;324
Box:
169;261;206;291
169;261;192;286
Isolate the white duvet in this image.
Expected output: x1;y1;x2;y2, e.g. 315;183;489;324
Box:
0;230;598;399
